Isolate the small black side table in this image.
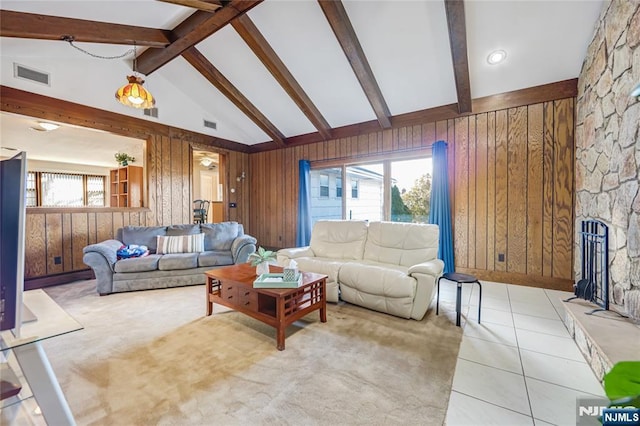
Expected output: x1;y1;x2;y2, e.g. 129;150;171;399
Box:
436;272;482;327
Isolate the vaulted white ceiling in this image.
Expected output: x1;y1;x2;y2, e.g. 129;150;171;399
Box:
1;0;604;153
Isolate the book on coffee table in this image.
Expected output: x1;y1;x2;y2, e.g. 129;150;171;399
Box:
253;273;303;288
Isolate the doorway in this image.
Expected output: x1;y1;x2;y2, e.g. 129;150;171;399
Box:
193;150;224;223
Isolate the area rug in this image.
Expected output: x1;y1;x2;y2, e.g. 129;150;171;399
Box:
42;280;462;425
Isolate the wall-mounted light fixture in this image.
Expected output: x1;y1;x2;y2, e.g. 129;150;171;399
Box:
237;171;246;182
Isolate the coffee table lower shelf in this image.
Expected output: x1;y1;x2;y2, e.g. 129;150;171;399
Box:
205;265;327;350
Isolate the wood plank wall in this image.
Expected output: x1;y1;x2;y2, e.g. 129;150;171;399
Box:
22;139;249;281
25;208;148;278
1;87;250;282
249;98;575;290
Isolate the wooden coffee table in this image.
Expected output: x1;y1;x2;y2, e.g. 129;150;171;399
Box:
205;263;327;350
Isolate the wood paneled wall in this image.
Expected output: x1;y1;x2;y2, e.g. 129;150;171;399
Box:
25;208;148;278
2;87;249;282
22;138;249;281
249;98;575;289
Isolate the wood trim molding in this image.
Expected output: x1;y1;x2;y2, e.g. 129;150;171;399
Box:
248;79;578;153
25;269;94;291
318;0;392;129
311;147;434;169
137;0;262;75
0;10;172;47
182;47;286;147
0;85;251;153
26;207;150;214
456;267;574;291
232;14;333;140
444;0;472;113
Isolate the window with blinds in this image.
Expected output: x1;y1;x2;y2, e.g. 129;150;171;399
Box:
27;172;105;207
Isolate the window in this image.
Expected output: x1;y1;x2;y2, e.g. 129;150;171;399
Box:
390;158;432;223
319;174;329;197
27;172;106;207
346;164;382;221
86;176;106;206
309;156;432;224
26;172;37;207
309;167;342;224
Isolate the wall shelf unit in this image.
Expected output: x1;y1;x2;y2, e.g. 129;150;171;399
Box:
109;165;143;207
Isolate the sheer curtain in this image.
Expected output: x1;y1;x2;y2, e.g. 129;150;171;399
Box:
296;160;312;247
428;141;455;273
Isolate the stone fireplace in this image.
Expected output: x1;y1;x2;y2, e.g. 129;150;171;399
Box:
575;0;640;322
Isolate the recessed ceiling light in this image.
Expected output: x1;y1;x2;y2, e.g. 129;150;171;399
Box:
37;122;60;131
487;50;507;65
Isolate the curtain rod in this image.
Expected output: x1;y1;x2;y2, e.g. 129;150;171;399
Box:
310;144;445;169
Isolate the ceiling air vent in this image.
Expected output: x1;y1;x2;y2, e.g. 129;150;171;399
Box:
14;63;50;86
144;107;159;118
203;119;217;130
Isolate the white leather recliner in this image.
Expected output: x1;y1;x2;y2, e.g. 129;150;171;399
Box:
277;220;444;320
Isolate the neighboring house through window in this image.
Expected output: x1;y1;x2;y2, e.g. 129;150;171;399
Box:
319;174;329;197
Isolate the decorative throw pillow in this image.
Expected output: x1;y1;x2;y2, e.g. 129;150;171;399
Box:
156;233;205;254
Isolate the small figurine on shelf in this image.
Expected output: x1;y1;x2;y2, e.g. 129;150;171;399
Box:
115;152;136;167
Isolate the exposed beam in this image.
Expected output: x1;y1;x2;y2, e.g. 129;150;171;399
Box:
249;79;578;152
318;0;392;129
0;10;172;47
0;85;250;153
232;15;332;140
157;0;223;13
444;0;472;114
182;47;286;147
137;0;262;75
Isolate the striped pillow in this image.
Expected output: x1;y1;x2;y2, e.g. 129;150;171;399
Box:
156;233;205;254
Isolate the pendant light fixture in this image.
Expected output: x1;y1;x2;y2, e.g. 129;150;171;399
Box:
115;42;155;109
63;36;156;109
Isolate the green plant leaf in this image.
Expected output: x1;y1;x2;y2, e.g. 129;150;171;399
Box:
604;361;640;406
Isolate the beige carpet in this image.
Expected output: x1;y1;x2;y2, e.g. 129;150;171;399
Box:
42;280;462;425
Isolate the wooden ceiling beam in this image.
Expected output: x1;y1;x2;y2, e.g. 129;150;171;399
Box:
0;85;250;152
157;0;224;13
0;10;171;47
444;0;472;114
182;47;286;147
318;0;392;129
249;78;578;152
137;0;262;75
232;15;332;140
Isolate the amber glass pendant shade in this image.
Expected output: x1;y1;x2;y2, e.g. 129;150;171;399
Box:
115;75;155;109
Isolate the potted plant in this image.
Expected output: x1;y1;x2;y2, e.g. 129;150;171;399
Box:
248;246;276;276
115;152;136;167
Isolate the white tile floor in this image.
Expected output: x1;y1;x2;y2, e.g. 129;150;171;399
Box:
440;280;606;426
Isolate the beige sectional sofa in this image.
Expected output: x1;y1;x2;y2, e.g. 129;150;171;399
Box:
277;220;443;320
